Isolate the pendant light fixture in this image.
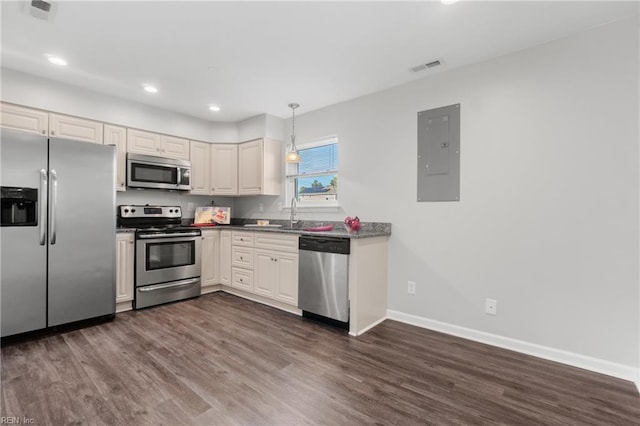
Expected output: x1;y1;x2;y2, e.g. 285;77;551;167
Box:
286;103;301;163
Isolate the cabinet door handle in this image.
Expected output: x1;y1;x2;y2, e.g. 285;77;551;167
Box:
239;278;244;282
51;130;55;136
212;188;215;191
42;130;46;135
129;240;134;244
240;256;243;260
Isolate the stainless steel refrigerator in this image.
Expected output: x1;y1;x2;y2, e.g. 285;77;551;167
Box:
1;128;116;338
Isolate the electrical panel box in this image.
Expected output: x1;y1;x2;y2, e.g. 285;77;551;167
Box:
417;103;460;202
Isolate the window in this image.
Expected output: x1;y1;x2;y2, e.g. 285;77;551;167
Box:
286;137;338;206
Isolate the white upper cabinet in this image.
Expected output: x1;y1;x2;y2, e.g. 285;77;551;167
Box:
49;113;103;144
238;138;281;196
161;134;190;159
127;128;161;156
104;124;127;192
190;143;239;196
0;103;49;135
127;129;189;160
190;141;211;195
238;140;262;195
210;144;238;195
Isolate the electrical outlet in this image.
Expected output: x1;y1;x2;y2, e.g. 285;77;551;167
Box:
259;203;264;213
485;298;497;315
407;281;416;295
187;202;194;212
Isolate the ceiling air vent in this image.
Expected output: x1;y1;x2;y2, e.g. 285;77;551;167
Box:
410;60;442;73
28;0;56;20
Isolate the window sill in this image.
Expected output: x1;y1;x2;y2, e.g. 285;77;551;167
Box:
281;203;341;213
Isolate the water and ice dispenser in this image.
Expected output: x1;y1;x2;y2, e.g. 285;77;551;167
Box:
1;186;38;226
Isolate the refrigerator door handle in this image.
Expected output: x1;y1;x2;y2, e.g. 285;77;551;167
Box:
39;169;48;245
50;169;58;245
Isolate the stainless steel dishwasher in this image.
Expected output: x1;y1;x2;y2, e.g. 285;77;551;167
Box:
298;236;350;327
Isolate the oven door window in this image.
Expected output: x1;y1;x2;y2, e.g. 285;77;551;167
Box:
146;240;195;270
131;163;177;185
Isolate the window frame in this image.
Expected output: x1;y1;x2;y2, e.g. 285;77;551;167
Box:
285;136;339;209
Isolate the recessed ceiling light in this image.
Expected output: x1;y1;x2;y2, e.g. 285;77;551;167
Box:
208;105;221;112
441;0;460;4
46;55;67;66
143;85;158;94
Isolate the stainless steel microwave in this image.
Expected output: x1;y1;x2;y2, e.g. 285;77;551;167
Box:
127;153;191;191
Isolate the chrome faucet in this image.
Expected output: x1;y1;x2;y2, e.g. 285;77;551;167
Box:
290;197;298;227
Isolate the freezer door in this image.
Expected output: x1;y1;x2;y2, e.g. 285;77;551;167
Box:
0;129;48;337
48;138;116;326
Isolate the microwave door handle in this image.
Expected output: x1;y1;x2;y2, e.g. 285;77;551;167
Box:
39;169;48;245
49;170;58;245
176;168;181;188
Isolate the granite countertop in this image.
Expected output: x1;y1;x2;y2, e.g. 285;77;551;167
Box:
200;219;391;239
116;228;136;233
116;219;391;239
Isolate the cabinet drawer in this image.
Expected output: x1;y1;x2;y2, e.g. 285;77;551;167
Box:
232;246;254;269
254;233;298;252
232;231;254;246
232;267;253;292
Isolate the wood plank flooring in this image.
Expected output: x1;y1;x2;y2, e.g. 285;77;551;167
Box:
2;292;639;425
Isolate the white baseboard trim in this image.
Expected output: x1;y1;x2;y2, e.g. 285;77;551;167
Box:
387;309;638;384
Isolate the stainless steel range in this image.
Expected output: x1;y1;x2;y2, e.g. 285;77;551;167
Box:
118;205;201;309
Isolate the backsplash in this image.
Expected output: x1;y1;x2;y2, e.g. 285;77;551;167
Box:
116;189;235;218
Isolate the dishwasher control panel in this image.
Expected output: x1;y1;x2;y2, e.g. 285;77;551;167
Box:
299;236;350;254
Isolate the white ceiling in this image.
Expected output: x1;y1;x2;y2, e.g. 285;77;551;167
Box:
1;1;637;123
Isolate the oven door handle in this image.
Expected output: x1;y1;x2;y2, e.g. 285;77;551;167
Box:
138;278;200;292
138;232;201;239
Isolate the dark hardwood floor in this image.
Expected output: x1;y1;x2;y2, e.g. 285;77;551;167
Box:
2;292;639;425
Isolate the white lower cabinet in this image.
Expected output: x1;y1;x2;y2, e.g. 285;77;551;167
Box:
219;230;232;286
201;230;219;288
253;233;299;306
254;249;276;297
254;248;298;304
200;230;299;309
232;267;254;292
115;233;135;312
273;251;298;305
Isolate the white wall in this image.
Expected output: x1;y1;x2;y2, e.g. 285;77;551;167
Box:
237;113;286;142
236;17;640;369
0;68;239;142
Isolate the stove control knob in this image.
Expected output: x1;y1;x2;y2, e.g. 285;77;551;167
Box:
123;209;129;214
169;209;173;213
131;209;136;213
